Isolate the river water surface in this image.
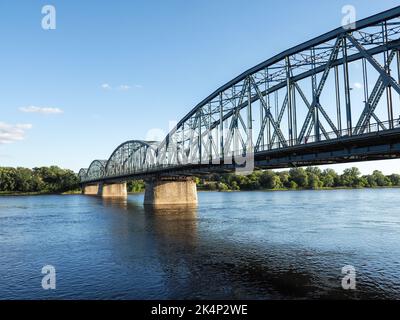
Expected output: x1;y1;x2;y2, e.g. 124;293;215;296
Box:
0;189;400;299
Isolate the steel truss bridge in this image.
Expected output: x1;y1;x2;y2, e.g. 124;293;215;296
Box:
80;7;400;185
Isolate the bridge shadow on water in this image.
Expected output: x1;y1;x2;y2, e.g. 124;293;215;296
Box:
98;196;385;300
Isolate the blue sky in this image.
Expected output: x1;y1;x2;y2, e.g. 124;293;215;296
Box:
1;0;400;173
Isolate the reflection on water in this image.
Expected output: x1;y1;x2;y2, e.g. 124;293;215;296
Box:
0;189;400;299
102;197;129;210
144;205;198;246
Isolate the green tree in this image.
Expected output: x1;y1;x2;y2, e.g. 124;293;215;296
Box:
0;168;16;191
289;168;308;188
289;181;298;189
260;171;279;189
127;180;145;192
277;171;290;188
340;167;362;187
230;181;240;191
0;166;78;193
218;182;229;191
207;182;218;191
372;170;391;187
358;176;369;188
389;174;400;186
14;167;34;192
365;175;377;188
321;169;338;187
306;167;322;176
308;173;323;189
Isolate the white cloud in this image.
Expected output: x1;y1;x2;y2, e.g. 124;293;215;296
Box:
19;106;63;114
101;83;143;91
0;122;32;144
353;82;363;90
101;83;112;90
118;84;131;91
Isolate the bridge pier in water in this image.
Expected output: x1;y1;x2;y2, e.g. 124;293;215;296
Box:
82;182;127;198
82;184;100;195
144;177;198;206
98;182;128;198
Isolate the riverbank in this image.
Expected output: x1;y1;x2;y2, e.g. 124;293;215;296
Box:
196;167;400;192
0;190;82;196
198;185;400;192
1;186;399;196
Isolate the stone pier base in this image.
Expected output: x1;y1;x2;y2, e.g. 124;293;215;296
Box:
83;184;99;195
99;182;127;198
144;178;198;206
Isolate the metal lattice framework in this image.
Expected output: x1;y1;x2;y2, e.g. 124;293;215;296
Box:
80;141;159;182
157;7;400;166
85;160;107;181
78;168;88;181
80;7;400;183
105;140;158;177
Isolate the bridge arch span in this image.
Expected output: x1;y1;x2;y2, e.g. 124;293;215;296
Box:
78;168;88;182
105;140;159;178
86;160;107;182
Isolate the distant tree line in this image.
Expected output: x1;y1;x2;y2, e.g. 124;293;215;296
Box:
0;166;79;194
127;180;145;193
197;167;400;191
1;166;399;194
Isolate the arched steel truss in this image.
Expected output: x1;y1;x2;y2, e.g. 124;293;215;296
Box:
105;140;158;177
78;168;88;181
80;7;400;183
86;160;107;181
156;7;400;166
80;141;158;182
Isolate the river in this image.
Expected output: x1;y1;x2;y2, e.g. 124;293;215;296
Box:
0;189;399;299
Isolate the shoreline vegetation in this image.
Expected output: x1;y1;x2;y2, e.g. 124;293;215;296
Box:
1;166;400;196
195;167;400;192
127;166;400;193
0;166;80;196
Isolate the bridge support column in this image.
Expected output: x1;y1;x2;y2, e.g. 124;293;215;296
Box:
144;177;198;206
99;182;127;198
82;184;100;195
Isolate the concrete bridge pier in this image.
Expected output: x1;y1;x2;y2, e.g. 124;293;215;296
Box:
144;177;198;206
82;182;127;198
82;184;100;195
98;182;128;198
